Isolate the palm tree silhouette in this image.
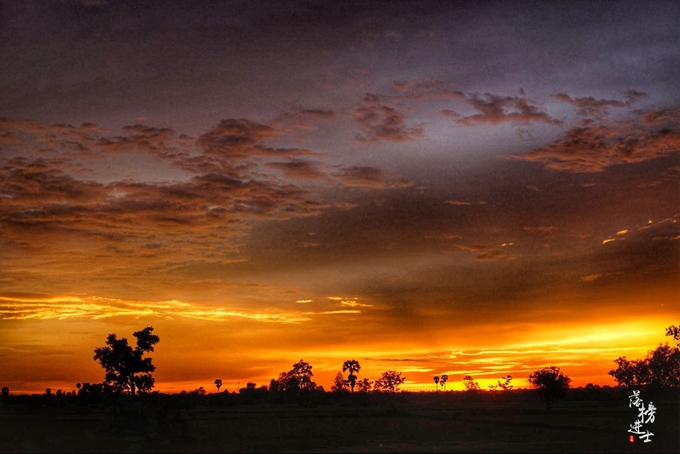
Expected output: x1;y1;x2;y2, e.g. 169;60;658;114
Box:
433;375;440;391
440;374;448;391
214;378;223;394
342;360;361;392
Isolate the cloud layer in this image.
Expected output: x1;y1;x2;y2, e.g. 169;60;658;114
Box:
0;117;414;297
509;108;680;172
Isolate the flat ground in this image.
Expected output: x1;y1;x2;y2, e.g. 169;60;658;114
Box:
1;394;678;453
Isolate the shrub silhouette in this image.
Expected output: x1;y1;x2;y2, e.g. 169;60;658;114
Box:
93;326;159;395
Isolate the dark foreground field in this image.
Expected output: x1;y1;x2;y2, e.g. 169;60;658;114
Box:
1;391;678;453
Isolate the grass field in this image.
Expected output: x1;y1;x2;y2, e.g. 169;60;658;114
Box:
1;392;678;453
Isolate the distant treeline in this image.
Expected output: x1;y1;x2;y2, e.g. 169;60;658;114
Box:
3;382;678;407
2;323;678;407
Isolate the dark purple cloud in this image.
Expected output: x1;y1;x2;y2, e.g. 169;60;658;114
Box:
352;98;424;144
455;94;562;126
508;107;680;172
552;91;647;118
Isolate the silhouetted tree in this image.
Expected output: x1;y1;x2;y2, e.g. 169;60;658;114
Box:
609;356;648;388
331;372;349;393
45;388;52;396
433;375;440;391
342;360;361;392
498;375;513;391
374;371;405;393
528;366;571;410
356;377;373;392
78;382;111;398
440;374;449;390
214;379;223;394
463;375;480;391
609;343;680;389
278;360;316;392
93;326;160;395
666;324;680;346
1;387;9;397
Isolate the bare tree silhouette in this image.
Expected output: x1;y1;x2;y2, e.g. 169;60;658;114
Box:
214;378;223;394
463;375;480;391
498;375;513;391
433;375;440;391
93;326;160;395
528;366;571;410
440;374;449;391
342;360;361;392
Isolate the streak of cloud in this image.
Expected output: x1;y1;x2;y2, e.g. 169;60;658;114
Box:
0;295;310;323
551;92;644;118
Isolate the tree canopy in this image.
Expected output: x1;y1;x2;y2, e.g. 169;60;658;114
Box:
277;360;316;392
528;366;571;410
374;370;406;393
609;343;680;389
609;324;680;389
93;326;159;395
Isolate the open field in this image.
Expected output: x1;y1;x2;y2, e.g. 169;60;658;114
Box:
1;392;678;453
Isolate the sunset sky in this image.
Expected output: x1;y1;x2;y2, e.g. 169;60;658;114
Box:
1;0;678;394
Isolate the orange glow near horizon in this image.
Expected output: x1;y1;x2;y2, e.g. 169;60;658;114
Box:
1;293;675;395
